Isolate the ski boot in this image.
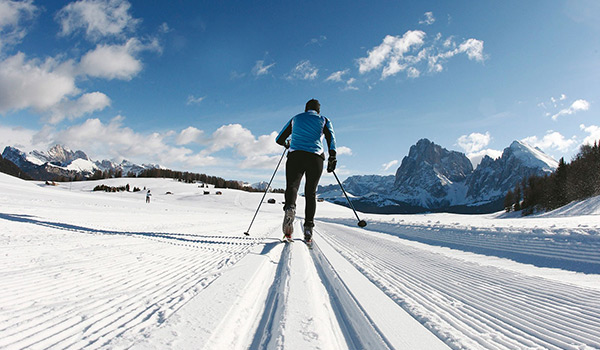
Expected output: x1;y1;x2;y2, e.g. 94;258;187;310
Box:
304;226;313;248
282;208;295;242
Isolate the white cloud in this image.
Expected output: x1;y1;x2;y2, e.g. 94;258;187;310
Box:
357;30;485;79
580;124;600;146
522;131;577;153
56;0;139;41
550;99;590;120
176;126;204;145
326;70;348;82
407;67;420;78
358;31;426;78
336;146;352;156
49;91;111;124
0;0;37;52
457;131;491;153
419;12;435;25
344;77;358;90
0;53;78;113
287;60;318;80
186;95;205;105
457;132;501;167
209;124;280;158
0;123;49;152
79;38;159;80
382;159;399;172
458;38;485;62
467;149;502;168
252;60;275;76
54;116;200;165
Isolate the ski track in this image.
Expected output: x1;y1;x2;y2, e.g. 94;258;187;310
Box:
316;221;600;350
0;217;261;350
322;218;600;273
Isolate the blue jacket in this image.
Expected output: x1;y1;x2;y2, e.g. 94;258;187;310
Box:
276;110;336;159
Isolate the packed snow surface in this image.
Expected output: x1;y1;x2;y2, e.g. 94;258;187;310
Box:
1;173;599;349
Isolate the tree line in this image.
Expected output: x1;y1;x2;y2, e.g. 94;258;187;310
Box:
504;140;600;215
136;168;284;193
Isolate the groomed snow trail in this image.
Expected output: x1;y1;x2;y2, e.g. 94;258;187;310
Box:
316;221;600;349
2;175;599;349
0;217;259;349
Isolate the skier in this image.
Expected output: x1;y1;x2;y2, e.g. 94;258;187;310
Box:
276;99;337;243
146;189;151;203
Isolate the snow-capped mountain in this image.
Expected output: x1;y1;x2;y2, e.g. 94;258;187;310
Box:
318;139;558;214
2;145;160;181
465;140;559;203
393;138;473;208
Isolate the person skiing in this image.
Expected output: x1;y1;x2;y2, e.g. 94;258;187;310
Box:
146;189;151;203
276;99;337;243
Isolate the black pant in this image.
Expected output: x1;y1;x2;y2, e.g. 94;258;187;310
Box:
284;151;324;228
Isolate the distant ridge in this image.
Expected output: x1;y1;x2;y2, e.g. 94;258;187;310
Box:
1;145;160;181
318;139;558;214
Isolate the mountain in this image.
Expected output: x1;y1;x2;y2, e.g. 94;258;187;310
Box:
318;139;558;214
0;153;32;180
393;138;473;208
2;145;160;181
465;140;559;204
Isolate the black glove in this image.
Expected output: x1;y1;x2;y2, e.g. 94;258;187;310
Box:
284;140;290;149
327;157;337;173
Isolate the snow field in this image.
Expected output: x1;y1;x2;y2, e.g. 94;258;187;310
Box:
2;173;600;349
316;221;600;349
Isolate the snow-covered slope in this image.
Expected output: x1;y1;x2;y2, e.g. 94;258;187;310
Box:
1;173;599;349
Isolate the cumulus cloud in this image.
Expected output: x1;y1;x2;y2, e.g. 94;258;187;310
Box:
522;131;577;153
176;126;204;145
457;131;491;153
287;60;318;80
252;60;275;76
0;122;49;152
419;12;435;25
358;30;486;79
336;146;353;155
209;124;280;158
79;38;159;80
457;132;501;167
49;91;111;124
550;99;590;120
358;31;426;79
0;0;38;52
56;0;139;41
53;116;201;165
382;159;399;172
580;124;600;146
467;149;502;168
0;53;78;113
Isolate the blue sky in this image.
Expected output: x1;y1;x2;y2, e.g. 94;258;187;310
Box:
0;0;598;186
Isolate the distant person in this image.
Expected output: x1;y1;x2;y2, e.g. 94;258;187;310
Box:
276;99;337;243
146;189;151;203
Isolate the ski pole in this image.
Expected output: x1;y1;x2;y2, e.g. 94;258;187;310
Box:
332;170;367;228
244;147;288;236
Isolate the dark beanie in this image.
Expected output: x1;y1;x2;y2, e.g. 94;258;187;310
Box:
305;99;320;113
